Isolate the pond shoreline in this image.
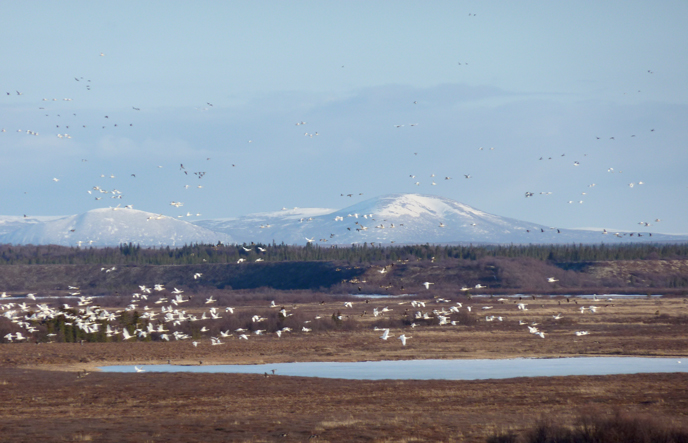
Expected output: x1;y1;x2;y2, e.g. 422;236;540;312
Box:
99;356;687;380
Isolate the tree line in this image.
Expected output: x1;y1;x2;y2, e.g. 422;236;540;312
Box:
0;241;686;266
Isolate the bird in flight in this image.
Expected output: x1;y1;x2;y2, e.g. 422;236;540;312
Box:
379;329;390;340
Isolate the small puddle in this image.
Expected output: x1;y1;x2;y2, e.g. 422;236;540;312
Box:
100;357;685;380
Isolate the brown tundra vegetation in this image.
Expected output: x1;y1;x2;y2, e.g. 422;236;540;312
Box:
1;248;687;442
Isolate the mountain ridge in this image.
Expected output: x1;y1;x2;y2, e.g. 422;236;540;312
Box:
194;194;687;245
0;208;232;247
0;194;685;247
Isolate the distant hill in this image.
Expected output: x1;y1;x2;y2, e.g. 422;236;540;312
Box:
0;208;232;247
0;257;686;295
194;194;687;245
0;215;63;237
1;194;686;247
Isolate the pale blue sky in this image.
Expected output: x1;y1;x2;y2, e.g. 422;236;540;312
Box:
1;1;687;234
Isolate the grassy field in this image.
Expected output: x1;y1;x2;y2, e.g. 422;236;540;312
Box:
1;293;688;441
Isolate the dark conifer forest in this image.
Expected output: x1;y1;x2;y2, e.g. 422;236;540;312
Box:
0;242;686;266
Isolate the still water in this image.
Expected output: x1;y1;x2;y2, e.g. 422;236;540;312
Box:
101;357;685;380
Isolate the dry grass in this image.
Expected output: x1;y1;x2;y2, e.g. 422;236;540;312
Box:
2;296;688;369
1;295;688;442
67;433;95;442
0;367;686;442
487;410;688;443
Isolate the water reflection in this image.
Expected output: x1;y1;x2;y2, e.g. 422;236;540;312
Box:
101;357;685;380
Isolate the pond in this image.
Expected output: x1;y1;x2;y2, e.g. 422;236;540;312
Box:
346;293;662;300
100;357;685;380
473;294;662;299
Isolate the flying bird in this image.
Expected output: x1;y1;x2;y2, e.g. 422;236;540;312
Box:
398;334;411;346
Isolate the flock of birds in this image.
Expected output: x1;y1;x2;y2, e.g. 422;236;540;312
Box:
2;269;598;356
400;130;662;238
249;75;663;244
0;30;675;376
3;53;217;224
2;47;668;246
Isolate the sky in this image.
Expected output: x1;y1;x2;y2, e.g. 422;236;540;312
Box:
1;1;687;235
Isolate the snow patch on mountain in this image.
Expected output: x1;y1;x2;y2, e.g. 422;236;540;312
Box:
194;194;688;245
1;194;685;247
0;215;64;236
0;208;232;247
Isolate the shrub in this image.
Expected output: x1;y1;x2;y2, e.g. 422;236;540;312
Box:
487;410;688;443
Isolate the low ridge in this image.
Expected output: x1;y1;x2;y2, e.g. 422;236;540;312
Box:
0;208;232;247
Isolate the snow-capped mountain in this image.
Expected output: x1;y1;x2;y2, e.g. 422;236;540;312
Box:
194;194;687;245
196;207;335;243
0;215;64;237
0;208;232;247
1;194;685;247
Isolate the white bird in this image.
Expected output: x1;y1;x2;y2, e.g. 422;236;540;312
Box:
134;366;145;373
398;334;411;346
422;282;434;290
379;329;390;340
547;277;558;283
575;331;589;336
